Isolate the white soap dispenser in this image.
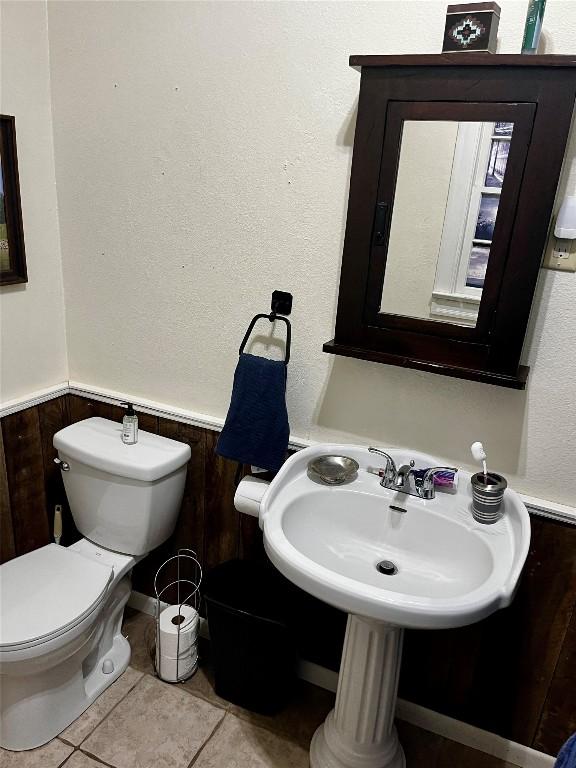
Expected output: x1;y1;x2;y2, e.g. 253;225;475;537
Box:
121;402;138;445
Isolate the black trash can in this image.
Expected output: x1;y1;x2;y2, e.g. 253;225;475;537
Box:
203;559;297;714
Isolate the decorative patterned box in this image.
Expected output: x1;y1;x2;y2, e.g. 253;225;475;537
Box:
442;2;501;53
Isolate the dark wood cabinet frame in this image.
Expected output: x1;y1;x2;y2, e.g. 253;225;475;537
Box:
324;55;576;389
0;115;27;286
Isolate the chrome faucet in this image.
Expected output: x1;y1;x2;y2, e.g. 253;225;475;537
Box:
369;448;413;492
369;448;457;500
368;447;397;486
395;462;415;490
416;467;458;500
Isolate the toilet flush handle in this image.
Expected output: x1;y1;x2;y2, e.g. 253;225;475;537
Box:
54;457;70;471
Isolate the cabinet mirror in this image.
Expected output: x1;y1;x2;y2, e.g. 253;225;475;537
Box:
381;118;515;327
325;55;576;389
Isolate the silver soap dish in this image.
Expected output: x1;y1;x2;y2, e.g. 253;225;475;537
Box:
308;455;359;485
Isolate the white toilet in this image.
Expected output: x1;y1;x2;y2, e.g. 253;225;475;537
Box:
0;417;191;751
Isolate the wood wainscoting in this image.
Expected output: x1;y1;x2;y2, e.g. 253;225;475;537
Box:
1;394;574;755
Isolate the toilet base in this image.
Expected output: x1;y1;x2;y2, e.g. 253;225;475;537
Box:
0;574;132;751
83;631;131;706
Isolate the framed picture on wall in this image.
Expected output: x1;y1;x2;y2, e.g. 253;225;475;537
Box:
1;115;27;285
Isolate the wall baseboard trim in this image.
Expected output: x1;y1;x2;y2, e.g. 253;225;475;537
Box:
128;593;554;767
2;380;574;525
395;700;554;768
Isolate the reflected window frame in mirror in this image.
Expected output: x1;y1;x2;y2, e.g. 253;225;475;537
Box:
324;55;576;389
431;120;514;325
364;100;535;342
378;116;517;329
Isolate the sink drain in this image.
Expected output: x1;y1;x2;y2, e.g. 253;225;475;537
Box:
376;560;398;576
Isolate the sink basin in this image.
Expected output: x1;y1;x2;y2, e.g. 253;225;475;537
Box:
282;488;494;598
258;444;531;768
261;444;530;630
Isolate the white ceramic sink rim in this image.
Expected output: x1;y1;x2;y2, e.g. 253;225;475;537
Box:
260;444;531;629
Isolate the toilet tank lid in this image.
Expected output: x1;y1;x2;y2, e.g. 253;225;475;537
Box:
53;417;192;482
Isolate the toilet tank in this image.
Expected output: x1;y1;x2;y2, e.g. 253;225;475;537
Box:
53;417;192;556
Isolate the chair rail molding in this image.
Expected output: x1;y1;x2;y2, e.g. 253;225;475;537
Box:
1;380;574;526
0;383;70;417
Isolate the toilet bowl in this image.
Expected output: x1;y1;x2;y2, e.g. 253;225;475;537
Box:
0;417;191;751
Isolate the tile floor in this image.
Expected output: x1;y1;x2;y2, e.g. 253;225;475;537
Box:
1;609;524;768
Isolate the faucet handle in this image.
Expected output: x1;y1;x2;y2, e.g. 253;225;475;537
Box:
368;447;397;483
419;466;458;499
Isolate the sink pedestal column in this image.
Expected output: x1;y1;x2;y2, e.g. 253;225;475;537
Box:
310;615;405;768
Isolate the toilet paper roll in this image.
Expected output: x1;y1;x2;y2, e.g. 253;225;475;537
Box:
156;604;199;660
157;648;198;682
234;476;269;517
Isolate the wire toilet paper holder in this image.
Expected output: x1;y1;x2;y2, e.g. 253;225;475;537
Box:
154;548;202;683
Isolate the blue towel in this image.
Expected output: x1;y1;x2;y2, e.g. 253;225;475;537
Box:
216;353;290;473
556;733;576;768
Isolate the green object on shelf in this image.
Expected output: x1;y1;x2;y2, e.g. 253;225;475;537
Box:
522;0;547;54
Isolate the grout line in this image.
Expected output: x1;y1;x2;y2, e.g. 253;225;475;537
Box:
54;741;76;768
78;746;119;768
226;704;317;749
187;712;228;768
71;670;146;749
125;604;556;768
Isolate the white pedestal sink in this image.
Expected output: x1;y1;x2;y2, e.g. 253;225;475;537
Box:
248;444;530;768
310;616;404;768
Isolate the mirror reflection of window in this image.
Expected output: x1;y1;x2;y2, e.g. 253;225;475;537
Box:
467;246;490;288
379;119;515;328
475;195;499;239
465;121;514;290
430;120;515;325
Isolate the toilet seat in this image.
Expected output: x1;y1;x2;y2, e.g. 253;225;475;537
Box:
0;544;113;652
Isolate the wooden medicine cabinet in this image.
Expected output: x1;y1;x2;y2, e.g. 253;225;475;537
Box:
324;55;576;389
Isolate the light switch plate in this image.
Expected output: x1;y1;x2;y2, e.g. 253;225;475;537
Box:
542;235;576;272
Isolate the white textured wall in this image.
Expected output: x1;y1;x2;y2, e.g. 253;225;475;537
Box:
47;0;576;505
0;1;68;402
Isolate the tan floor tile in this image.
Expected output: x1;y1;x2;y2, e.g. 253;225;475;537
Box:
230;680;335;748
178;661;229;709
81;674;224;768
122;610;227;708
0;739;73;768
61;753;105;768
60;667;144;746
193;713;310;768
396;720;445;767
436;738;521;768
122;608;155;675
